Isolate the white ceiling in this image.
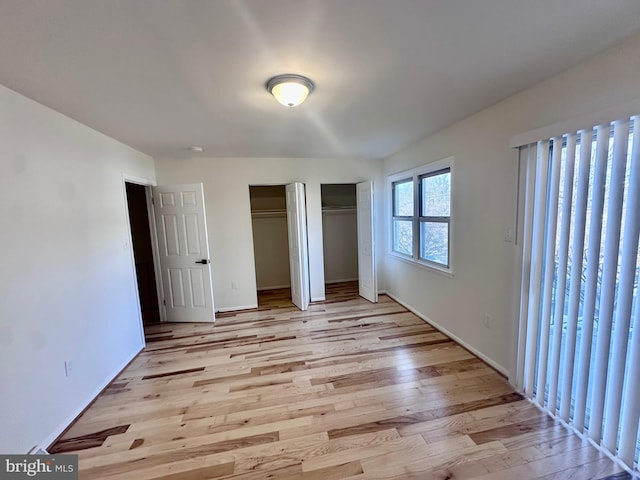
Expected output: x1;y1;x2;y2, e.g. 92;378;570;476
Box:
2;1;640;160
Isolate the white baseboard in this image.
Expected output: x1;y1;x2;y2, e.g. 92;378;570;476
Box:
28;446;49;455
384;291;509;377
311;296;326;302
42;346;143;451
216;304;258;313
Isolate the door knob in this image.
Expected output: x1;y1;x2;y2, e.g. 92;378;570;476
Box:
195;259;210;264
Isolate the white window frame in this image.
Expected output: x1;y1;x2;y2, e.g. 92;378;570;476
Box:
388;156;454;276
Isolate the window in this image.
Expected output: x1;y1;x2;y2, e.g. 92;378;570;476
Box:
419;169;451;266
390;158;453;272
392;178;413;256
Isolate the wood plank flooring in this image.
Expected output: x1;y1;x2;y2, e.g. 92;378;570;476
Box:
50;282;626;479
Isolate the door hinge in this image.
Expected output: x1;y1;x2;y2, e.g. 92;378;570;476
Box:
151;197;155;205
163;299;166;306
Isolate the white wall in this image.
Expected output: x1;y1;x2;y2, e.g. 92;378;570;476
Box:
0;85;156;453
382;32;640;376
251;214;290;289
154;157;384;309
322;210;358;283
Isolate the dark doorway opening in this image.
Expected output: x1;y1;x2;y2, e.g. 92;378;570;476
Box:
125;182;160;325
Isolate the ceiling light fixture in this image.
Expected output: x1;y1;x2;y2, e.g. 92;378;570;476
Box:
266;74;314;108
187;146;204;152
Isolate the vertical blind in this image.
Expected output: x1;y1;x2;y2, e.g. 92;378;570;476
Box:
516;115;640;472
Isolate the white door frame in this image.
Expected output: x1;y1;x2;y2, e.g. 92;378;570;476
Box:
121;173;164;347
144;186;166;323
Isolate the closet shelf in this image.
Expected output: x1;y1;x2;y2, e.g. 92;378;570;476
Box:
251;209;286;218
322;206;356;215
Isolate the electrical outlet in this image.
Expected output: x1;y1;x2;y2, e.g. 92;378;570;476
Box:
231;281;238;290
504;227;514;243
64;360;73;377
483;314;492;329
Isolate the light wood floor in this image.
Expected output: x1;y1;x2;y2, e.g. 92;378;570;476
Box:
50;283;627;479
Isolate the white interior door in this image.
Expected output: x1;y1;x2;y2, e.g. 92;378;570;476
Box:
357;181;378;303
153;183;215;322
286;183;310;311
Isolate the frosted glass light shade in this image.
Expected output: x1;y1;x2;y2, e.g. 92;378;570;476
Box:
271;82;309;107
266;74;314;108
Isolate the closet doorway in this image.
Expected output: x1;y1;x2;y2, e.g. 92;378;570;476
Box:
321;184;359;289
249;185;292;306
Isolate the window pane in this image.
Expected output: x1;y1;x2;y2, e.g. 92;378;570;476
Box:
393;219;413;255
421;170;450;217
420;221;448;265
393;180;413;216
